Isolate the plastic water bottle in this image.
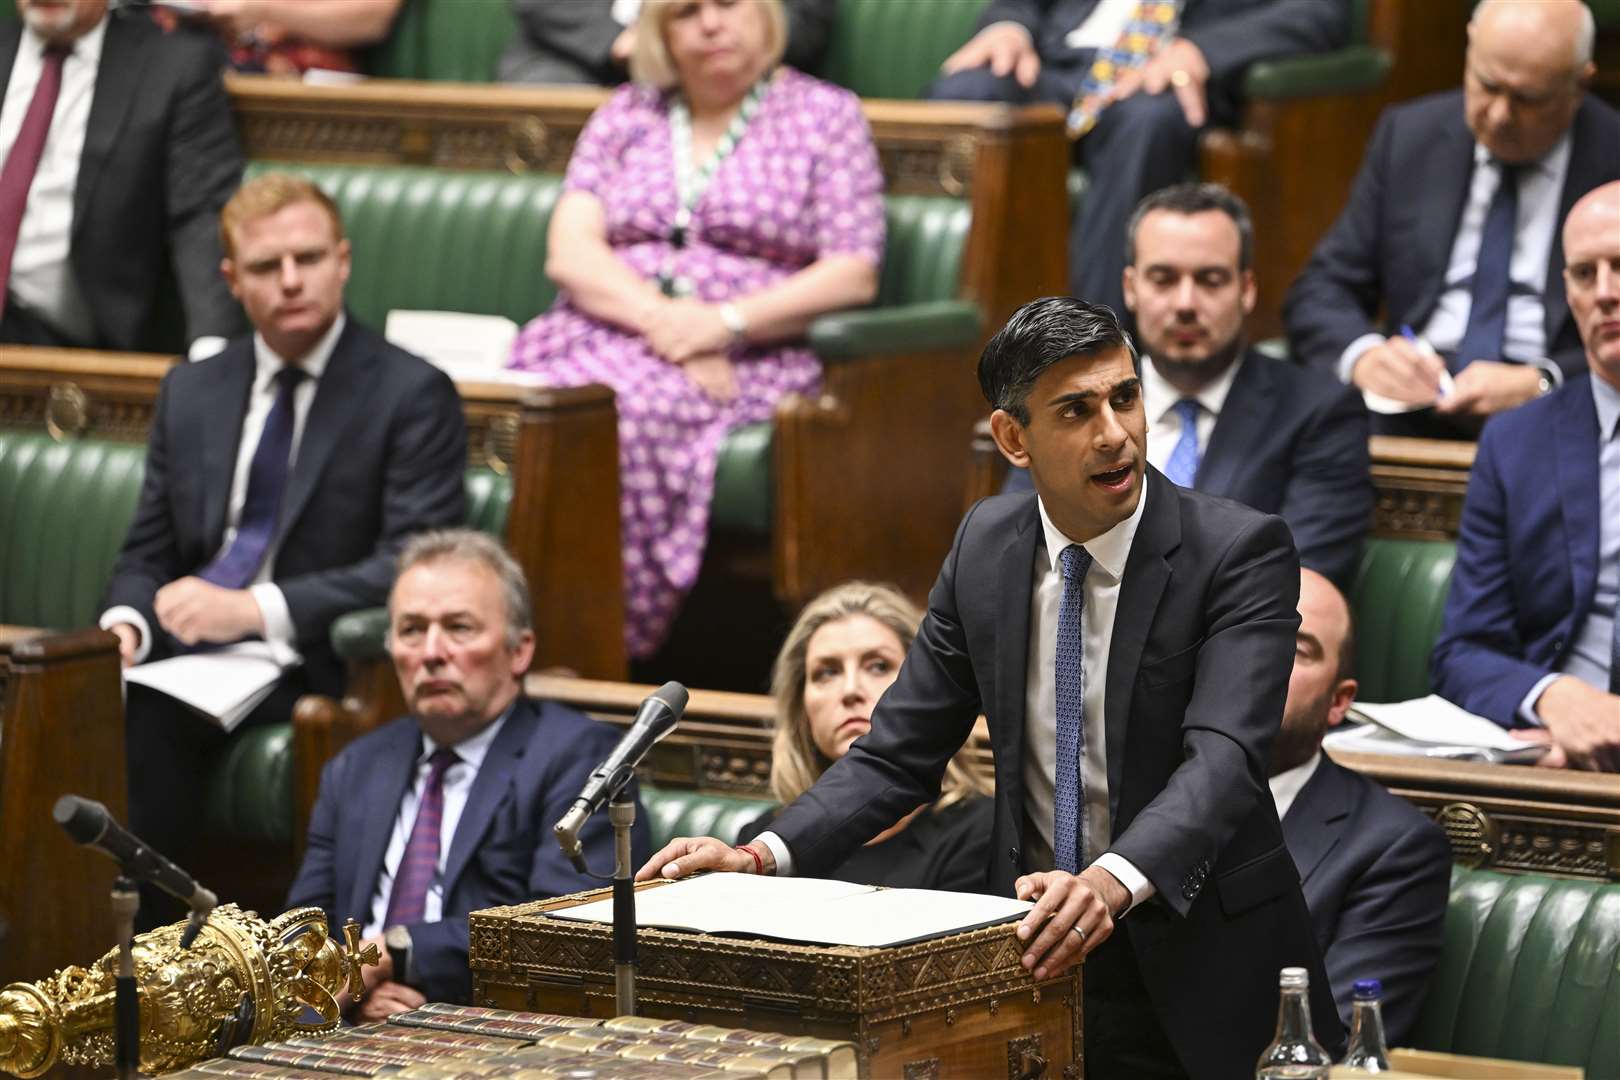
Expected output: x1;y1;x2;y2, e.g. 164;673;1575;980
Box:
1340;978;1393;1072
1255;966;1333;1079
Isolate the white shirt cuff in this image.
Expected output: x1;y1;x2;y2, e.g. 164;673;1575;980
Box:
753;830;794;876
100;606;152;664
1093;852;1155;916
1517;673;1560;727
249;583;303;667
1338;332;1387;384
188;336;228;362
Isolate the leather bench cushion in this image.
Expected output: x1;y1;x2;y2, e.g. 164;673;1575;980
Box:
817;0;988;99
0;433;144;630
365;0;515;82
205;722;294;847
640;784;777;853
1350;538;1456;704
1414;867;1620;1077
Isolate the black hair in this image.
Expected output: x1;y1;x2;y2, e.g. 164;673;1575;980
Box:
977;296;1138;424
1124;182;1254;271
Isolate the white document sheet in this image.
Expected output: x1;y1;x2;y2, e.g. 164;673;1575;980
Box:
384;310;524;381
1348;695;1534;751
122;642;291;732
549;873;1033;948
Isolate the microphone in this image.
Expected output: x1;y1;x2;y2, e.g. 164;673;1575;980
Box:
554;681;687;871
54;795;218;947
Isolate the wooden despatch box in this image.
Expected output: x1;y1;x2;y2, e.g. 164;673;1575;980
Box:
470;883;1083;1079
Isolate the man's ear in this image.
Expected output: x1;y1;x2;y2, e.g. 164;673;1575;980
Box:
221;258;240;301
1326;678;1358;727
1122;266;1139;314
510;629;536;677
988;408;1031;469
1240;268;1257;316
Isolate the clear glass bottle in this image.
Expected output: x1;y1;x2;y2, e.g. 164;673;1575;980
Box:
1255;966;1333;1079
1340;978;1393;1072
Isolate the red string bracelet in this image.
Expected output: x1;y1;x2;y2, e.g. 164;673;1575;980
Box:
734;844;765;875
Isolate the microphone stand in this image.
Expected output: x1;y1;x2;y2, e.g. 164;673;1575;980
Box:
609;791;637;1017
110;876;140;1080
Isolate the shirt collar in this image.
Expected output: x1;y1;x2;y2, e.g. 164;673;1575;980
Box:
419;699;516;772
1268;750;1322;821
251;312;345;394
1035;479;1148;582
1141;350;1246;428
1471;129;1572;181
1591;371;1620;443
24;14;107;66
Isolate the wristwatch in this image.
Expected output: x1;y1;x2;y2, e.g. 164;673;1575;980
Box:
384;924;413;985
1534;369;1555;397
718;301;748;342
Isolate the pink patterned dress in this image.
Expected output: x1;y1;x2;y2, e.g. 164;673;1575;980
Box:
508;68;885;659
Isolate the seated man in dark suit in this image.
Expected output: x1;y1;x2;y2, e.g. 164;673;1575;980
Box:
1285;0;1620;439
1431;180;1620;772
499;0;834;86
101;173;469;922
929;0;1348;317
1009;182;1372;592
642;297;1344;1078
0;0;245;356
289;529;645;1017
1274;568;1450;1044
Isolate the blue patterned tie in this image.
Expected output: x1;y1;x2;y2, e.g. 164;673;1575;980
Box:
1164;398;1201;488
1054;543;1094;875
1454;161;1521;373
200;366;306;589
385;748;460;927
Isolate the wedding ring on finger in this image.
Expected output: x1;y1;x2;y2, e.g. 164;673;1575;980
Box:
1070;925;1088;943
1169;69;1192;88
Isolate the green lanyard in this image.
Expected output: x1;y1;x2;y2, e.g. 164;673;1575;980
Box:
660;72;772;296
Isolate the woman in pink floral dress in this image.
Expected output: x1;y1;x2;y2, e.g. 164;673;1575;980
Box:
508;0;885;659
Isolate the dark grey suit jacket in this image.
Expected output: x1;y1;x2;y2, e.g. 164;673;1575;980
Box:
1285;91;1620;381
102;317;467;694
0;12;245;351
287;697;648;1003
770;470;1343;1078
1282;755;1451;1045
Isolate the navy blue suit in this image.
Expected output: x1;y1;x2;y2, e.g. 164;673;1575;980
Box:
286;697;647;1004
929;0;1349;315
1282;756;1450;1045
1008;349;1373;591
1285;92;1620;385
1431;375;1606;727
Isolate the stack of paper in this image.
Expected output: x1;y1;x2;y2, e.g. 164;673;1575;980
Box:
123;642;292;732
1325;695;1547;764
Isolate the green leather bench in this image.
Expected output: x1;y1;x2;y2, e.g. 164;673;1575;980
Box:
1350;537;1457;704
0;429;512;849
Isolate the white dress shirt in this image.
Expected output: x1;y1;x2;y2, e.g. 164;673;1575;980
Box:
0;15;105;343
363;708;512;937
101;314;347;664
1142;352;1245;476
758;487;1155;914
1520;372;1620;722
1268;751;1322;822
1338;134;1573;382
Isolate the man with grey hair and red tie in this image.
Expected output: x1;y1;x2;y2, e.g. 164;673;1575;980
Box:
287;529;642;1017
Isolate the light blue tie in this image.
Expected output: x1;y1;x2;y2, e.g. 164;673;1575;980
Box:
1165;397;1202;488
1054;543;1094;875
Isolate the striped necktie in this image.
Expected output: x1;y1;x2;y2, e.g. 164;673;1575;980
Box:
1054;543;1094;874
385;748;460;927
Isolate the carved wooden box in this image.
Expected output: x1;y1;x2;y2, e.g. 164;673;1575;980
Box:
470;884;1082;1079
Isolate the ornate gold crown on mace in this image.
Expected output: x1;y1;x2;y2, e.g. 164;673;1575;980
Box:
0;905;377;1077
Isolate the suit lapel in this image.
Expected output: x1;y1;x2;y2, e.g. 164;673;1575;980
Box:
992;500;1040;843
1196;349;1273;497
1280;757;1355;886
74;15;149;245
276;319;366;548
203;343;256;549
0;22;21;92
347;721;424;921
1411;115;1477;322
1104;470;1177;818
440;702;537;895
1553;378;1601;614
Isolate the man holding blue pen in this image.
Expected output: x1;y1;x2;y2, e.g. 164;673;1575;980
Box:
1284;0;1620;438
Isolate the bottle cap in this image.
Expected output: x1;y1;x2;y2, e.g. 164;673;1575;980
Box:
1279;966;1308;988
1353;979;1383;998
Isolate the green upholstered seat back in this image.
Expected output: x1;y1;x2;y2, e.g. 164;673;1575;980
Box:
1349;538;1456;704
640;784;777;852
877;194;971;305
0;433;145;630
206;724;295;846
1414;868;1620;1076
245;163;563;329
816;0;988;98
364;0;515;82
464;466;513;538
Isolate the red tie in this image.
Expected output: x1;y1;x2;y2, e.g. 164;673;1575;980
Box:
384;748;460;927
0;45;68;321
